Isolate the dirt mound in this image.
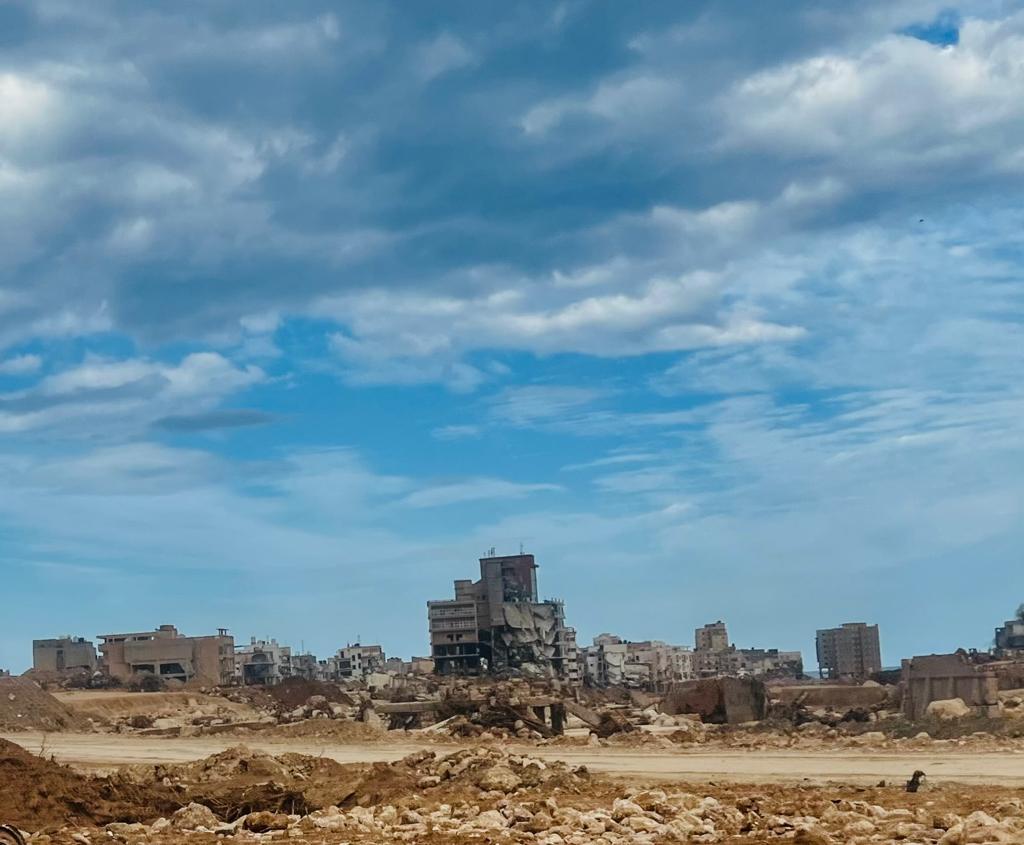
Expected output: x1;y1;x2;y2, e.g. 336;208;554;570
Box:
0;677;91;732
265;678;353;710
0;739;175;830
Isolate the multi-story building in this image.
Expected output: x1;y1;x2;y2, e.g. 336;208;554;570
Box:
427;551;574;678
234;637;292;686
582;635;695;689
291;652;320;681
98;625;234;685
816;622;882;680
32;636;98;675
995;615;1024;659
336;643;386;679
695;621;730;653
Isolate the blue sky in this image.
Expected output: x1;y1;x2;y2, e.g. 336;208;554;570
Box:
1;1;1022;673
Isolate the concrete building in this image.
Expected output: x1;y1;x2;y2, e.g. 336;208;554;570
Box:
427;552;575;679
98;625;234;685
692;620;802;679
234;637;292;686
336;643;386;679
902;652;999;720
816;622;882;680
32;636;97;675
695;621;730;653
994;616;1024;659
582;635;695;689
291;653;320;681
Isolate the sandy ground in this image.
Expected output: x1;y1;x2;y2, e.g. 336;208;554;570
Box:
6;731;1024;785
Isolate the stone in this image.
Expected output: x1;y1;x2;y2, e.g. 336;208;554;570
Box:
241;812;291;832
476;764;522;793
611;798;645;821
170;802;219;831
794;827;834;845
926;698;972;720
473;810;509;830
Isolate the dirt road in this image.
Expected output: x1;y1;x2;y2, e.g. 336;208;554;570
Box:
6;732;1024;785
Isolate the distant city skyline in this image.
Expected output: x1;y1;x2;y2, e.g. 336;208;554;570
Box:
1;2;1022;674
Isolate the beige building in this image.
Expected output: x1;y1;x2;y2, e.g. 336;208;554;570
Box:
98;625;234;685
695;621;730;652
33;636;97;674
816;622;882;680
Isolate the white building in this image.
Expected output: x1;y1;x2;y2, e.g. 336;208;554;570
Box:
235;638;292;686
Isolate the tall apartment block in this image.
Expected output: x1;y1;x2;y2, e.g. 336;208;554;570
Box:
815;622;882;680
427;552;576;679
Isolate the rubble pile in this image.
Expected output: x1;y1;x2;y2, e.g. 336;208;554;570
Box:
0;739;176;829
7;740;1024;845
0;678;91;732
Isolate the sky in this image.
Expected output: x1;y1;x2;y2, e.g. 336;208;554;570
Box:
1;1;1022;674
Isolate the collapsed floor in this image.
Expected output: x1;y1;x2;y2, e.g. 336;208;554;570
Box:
3;738;1024;845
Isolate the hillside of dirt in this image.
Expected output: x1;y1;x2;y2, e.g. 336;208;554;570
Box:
4;735;1024;844
0;738;176;829
0;678;91;732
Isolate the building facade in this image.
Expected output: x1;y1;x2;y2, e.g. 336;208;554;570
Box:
234;637;292;686
995;617;1024;658
32;636;97;675
336;643;386;679
582;634;695;689
815;622;882;680
98;625;234;685
695;621;730;653
427;552;575;678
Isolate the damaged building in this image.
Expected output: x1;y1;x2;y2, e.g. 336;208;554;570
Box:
693;620;803;679
582;634;694;690
32;636;98;675
428;551;577;679
98;625;234;685
234;637;292;686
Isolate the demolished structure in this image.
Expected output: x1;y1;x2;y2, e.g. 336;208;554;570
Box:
234;638;292;686
98;625;235;685
901;652;1000;720
693;620;803;679
995;611;1024;659
427;551;577;678
582;634;694;690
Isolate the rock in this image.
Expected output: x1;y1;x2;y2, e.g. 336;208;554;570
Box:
103;823;145;837
241;812;291;832
844;819;876;835
794;827;834;845
611;798;645;821
926;698;972;720
473;810;509;830
937;823;965;845
170;802;219;831
417;775;442;788
476;764;522;793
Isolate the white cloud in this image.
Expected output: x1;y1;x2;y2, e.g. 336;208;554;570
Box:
722;15;1024;182
0;352;263;434
400;478;562;509
0;354;42;376
415;33;476;81
432;424;482;441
